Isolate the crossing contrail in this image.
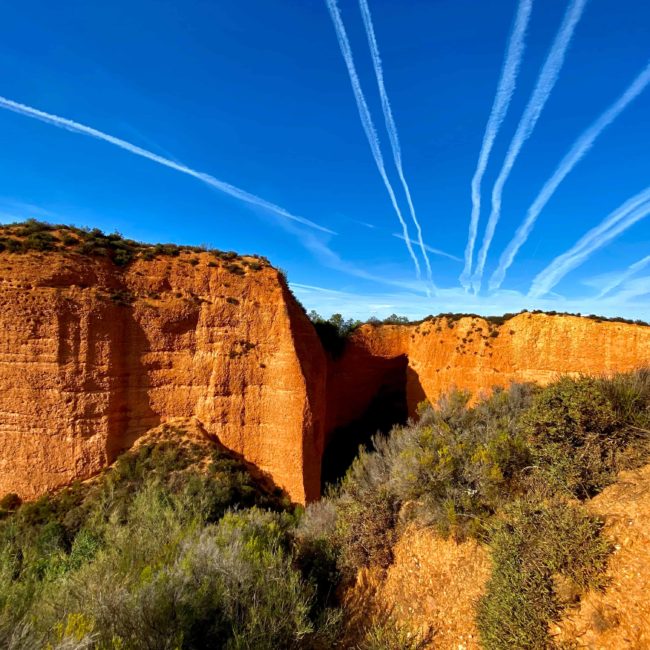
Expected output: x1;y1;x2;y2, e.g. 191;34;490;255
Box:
0;95;335;235
471;0;588;293
325;0;423;280
392;233;462;262
529;187;650;298
460;0;533;290
358;0;432;281
489;60;650;291
596;254;650;299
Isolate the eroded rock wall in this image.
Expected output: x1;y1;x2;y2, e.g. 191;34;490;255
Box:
1;247;649;505
0;251;326;503
329;313;650;424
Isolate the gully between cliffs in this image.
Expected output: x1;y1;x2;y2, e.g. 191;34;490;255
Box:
317;312;650;495
322;352;410;487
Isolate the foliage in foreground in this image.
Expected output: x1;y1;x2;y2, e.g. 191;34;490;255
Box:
300;369;650;648
0;433;338;649
2;370;649;649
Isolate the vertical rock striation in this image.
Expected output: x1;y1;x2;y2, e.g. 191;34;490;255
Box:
0;250;326;503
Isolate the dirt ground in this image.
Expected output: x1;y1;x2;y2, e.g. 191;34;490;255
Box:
553;464;650;649
343;525;491;649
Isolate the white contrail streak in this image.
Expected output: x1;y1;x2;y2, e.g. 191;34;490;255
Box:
529;187;650;297
472;0;588;293
596;254;650;299
460;0;533;290
490;60;650;291
392;233;462;262
0;95;335;235
324;0;422;279
358;0;432;281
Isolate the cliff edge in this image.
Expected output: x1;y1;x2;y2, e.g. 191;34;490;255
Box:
0;225;326;503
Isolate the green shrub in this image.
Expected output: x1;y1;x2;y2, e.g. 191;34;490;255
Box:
477;496;611;650
307;311;361;358
51;505;328;650
522;377;617;444
522;376;646;497
597;367;650;429
334;454;398;573
0;493;21;512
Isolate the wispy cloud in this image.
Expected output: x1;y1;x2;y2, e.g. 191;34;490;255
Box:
0;95;335;235
604;275;650;303
358;0;432;281
324;0;422;279
472;0;588;293
0;198;59;223
529;187;650;298
460;0;533;290
490;60;650;291
392;233;461;262
297;228;427;293
594;254;650;298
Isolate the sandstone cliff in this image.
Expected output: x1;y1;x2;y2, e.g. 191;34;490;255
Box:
328;314;650;435
0;244;326;503
1;226;649;505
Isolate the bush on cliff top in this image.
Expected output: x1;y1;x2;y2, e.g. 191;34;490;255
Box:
0;219;270;271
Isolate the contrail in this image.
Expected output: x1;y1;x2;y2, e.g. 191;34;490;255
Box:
392;233;462;262
460;0;533;290
529;187;650;298
358;0;432;281
596;254;650;299
324;0;423;279
0;95;335;235
490;60;650;291
471;0;588;293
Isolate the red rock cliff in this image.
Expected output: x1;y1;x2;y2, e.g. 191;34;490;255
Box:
0;249;326;504
327;314;650;433
1;243;649;505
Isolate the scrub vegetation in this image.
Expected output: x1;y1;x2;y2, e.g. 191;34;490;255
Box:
0;219;270;271
2;366;649;648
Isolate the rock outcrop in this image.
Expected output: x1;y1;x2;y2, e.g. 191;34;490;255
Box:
328;314;650;431
0;238;649;504
0;248;326;503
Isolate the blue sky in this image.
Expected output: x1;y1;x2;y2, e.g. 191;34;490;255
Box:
0;0;648;320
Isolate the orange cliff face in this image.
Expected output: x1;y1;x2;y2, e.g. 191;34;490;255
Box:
1;243;649;506
0;249;326;504
327;314;650;430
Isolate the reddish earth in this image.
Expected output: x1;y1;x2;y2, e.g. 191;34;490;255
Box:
554;464;650;648
343;525;491;648
0;248;649;503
